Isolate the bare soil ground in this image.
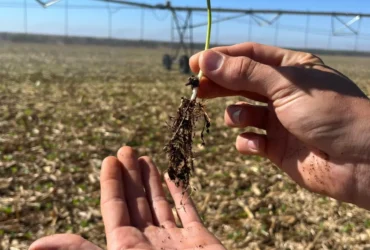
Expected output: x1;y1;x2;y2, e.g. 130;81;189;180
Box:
1;42;370;250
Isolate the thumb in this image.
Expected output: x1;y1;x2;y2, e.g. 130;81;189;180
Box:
29;234;102;250
199;50;291;99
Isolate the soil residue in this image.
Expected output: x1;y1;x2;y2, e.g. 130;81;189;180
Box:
164;76;210;189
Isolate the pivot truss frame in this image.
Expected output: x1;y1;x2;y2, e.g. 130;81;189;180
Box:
35;0;62;8
35;0;370;73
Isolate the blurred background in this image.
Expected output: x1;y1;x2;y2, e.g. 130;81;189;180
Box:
0;0;370;51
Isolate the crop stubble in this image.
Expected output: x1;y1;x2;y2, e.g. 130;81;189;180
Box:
0;43;370;249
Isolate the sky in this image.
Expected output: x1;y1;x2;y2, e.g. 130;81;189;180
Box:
0;0;369;51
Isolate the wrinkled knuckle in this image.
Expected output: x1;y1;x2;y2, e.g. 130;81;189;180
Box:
302;52;324;64
303;52;315;59
270;83;298;103
245;59;258;78
248;41;259;47
230;57;256;82
243;41;260;49
100;196;124;207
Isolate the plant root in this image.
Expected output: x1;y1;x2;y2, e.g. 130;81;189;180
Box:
164;76;211;189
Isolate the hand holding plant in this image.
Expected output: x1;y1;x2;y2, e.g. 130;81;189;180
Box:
190;42;370;209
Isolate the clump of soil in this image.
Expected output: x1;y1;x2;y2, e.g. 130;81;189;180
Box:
164;76;211;189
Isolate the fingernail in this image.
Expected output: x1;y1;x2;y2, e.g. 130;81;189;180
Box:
201;50;224;71
247;139;259;151
230;107;242;124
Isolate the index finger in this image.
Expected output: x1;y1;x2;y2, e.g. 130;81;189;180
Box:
197;77;268;102
189;42;319;73
164;174;202;228
100;156;130;235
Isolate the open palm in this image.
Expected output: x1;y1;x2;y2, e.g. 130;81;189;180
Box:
30;146;225;250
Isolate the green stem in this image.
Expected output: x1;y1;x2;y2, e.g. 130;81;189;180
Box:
191;0;211;101
197;0;212;80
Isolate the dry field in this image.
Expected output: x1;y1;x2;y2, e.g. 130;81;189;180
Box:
1;42;370;250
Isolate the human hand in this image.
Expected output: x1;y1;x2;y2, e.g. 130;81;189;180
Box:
30;146;225;250
190;43;370;209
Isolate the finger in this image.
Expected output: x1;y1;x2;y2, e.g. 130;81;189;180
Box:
197;77;268;102
139;157;176;229
164;173;202;227
117;146;153;228
236;132;267;157
225;103;269;129
100;156;130;235
198;49;293;99
236;110;288;167
29;234;102;250
190;42;322;73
